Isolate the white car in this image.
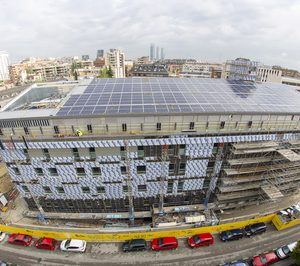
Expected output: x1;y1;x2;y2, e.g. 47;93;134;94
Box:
275;241;298;259
0;231;6;242
60;239;86;252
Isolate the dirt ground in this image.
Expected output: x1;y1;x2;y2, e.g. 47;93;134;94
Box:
0;163;12;194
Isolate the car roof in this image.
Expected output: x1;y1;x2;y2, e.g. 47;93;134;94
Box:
41;237;54;245
198;233;213;239
15;234;26;240
250;222;265;228
130;239;146;244
69;239;84;246
231;229;242;233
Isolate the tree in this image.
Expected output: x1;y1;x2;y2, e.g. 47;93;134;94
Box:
74;71;78;80
107;65;113;78
291;240;300;265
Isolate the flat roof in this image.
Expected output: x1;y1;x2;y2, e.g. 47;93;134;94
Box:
2;77;300;120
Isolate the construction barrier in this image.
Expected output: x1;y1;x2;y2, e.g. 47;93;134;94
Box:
271;214;300;230
0;214;276;242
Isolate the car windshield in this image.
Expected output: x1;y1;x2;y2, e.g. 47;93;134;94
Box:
65;240;71;248
192;235;200;244
225;231;232;237
23;235;30;241
158;238;163;246
282;246;290;255
259;255;267;264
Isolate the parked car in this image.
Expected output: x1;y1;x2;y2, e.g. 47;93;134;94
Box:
244;222;266;237
187;233;214;248
8;234;32;246
151;237;178;251
252;251;279;266
60;239;86;252
219;229;244;241
35;237;57;251
275;241;298;259
220;260;249;266
0;231;6;242
122;239;147;252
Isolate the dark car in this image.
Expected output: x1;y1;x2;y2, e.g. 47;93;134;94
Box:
219;229;244;241
122;239;147;252
244;222;266;237
221;260;249;266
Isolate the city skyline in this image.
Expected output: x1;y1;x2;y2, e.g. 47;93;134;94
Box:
1;0;300;70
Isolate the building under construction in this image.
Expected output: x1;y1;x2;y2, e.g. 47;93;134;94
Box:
0;78;300;222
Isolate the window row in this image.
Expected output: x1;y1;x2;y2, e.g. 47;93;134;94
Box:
21;183;185;194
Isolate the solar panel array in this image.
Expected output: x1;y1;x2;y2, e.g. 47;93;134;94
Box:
56;78;300;116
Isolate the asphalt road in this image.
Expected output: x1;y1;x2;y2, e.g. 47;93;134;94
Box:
0;223;299;266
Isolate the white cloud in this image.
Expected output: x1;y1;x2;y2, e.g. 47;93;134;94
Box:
0;0;300;69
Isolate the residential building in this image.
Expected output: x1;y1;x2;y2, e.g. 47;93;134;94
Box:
130;64;169;77
93;58;106;68
0;51;10;81
257;67;282;83
137;56;150;65
179;63;222;78
105;49;125;78
81;55;90;61
223;58;260;81
1;78;300;221
30;64;71;82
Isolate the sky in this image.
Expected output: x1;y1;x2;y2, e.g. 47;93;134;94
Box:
1;0;300;70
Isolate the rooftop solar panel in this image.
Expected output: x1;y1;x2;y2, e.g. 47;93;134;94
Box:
55;77;300;116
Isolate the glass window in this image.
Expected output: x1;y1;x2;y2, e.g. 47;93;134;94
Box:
138;185;147;192
49;168;58;176
96;186;105;193
76;168;85;176
92;167;101;176
82;187;90;193
137;165;146;174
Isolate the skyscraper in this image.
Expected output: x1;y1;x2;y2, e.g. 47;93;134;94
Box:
150;44;155;61
0;51;9;81
160;48;165;60
97;49;104;58
156;46;160;61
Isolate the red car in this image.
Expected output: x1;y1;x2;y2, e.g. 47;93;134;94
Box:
252;251;279;266
151;237;178;251
187;233;214;248
8;234;33;246
35;237;57;250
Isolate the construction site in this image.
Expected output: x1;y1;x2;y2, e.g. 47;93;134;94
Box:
1;77;300;229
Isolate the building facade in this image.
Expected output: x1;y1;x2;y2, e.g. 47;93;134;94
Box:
1;78;300;220
0;51;10;81
105;49;125;78
223;58;260;81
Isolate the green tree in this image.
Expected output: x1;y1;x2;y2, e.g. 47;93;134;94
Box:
97;67;110;78
107;65;113;78
74;71;78;80
291;240;300;265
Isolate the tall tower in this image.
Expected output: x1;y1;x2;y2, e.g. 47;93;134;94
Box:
150;44;155;61
0;51;10;81
160;48;165;60
156;46;160;61
97;49;104;58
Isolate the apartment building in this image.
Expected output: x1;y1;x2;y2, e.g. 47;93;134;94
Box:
105;49;125;78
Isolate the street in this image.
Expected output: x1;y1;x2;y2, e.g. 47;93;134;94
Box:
0;223;299;266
